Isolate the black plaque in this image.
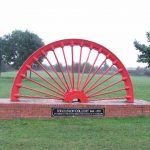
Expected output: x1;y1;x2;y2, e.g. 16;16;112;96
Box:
51;108;105;117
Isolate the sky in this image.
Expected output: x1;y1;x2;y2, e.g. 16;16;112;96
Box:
0;0;150;68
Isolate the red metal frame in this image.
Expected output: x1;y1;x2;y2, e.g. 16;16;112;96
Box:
11;39;134;103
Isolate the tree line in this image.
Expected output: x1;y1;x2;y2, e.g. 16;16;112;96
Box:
0;30;150;76
128;67;150;76
50;62;117;73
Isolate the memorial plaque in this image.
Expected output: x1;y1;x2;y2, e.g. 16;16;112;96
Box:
51;108;105;117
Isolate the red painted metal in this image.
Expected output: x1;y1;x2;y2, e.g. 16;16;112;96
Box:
53;51;70;90
81;52;100;90
19;84;63;99
35;58;66;91
64;90;88;103
78;49;91;88
87;87;127;98
81;57;107;90
85;69;121;93
76;46;83;90
11;39;134;103
86;79;125;97
71;46;75;89
62;47;72;89
28;66;65;93
43;52;69;91
23;75;64;96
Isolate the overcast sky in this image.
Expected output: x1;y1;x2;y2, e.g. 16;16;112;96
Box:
0;0;150;68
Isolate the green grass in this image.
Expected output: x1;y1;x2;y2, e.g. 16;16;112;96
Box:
0;117;150;150
0;77;14;98
132;76;150;100
0;71;150;100
0;72;150;150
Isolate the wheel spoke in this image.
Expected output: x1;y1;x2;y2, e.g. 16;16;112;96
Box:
28;66;65;94
22;74;64;97
87;79;123;97
42;51;70;91
85;67;119;93
53;51;70;90
71;46;75;89
76;46;83;90
82;57;107;90
19;84;63;99
81;52;100;90
78;49;91;89
87;87;126;98
85;64;113;92
61;47;73;89
33;57;66;92
19;95;62;100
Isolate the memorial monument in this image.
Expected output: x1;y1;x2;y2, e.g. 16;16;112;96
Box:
0;39;150;119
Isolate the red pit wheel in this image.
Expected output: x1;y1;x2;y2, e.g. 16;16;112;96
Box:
11;39;134;103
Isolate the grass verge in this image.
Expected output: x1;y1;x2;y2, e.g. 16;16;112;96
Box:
0;117;150;150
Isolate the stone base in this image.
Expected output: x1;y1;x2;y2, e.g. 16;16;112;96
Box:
0;99;150;119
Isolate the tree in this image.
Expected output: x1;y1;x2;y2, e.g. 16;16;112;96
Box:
134;32;150;68
54;63;64;72
2;30;44;69
0;37;5;76
101;62;109;72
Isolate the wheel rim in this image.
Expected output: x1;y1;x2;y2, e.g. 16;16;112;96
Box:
11;39;134;103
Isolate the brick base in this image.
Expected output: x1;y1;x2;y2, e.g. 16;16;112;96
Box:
0;99;150;119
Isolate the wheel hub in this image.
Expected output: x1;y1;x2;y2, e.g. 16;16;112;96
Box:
64;90;88;103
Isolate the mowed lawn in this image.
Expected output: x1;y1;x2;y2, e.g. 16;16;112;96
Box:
0;71;150;100
0;71;150;150
0;117;150;150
